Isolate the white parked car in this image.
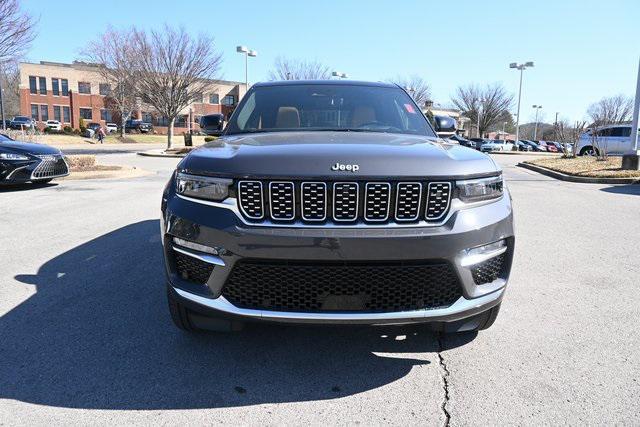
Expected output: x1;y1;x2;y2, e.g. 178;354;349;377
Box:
45;120;62;131
576;124;639;156
481;140;514;153
106;123;118;133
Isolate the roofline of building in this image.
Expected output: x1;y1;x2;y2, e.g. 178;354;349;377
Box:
18;61;246;86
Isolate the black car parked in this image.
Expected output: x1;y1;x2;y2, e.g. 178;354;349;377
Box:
448;134;473;148
199;113;225;136
0;133;69;184
125;119;153;133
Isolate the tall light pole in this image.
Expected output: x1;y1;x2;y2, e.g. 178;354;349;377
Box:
532;105;542;140
0;86;5;131
510;61;534;142
622;56;640;170
477;98;485;138
502;121;507;140
236;46;257;89
332;71;349;79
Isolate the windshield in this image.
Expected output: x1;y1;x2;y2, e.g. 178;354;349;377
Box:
226;84;436;137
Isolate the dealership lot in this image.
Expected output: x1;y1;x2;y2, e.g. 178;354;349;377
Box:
0;152;638;425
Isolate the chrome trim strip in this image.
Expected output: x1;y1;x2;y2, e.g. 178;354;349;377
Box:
176;193;503;229
364;182;391;222
172;245;226;266
332;182;359;222
394;182;422;222
237;180;264;220
269;181;295;220
5;166;29;180
173;287;505;321
425;182;452;221
301;181;327;222
460;246;508;267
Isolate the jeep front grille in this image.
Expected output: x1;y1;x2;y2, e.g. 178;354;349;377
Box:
31;155;68;180
236;180;452;225
426;183;452;220
222;260;462;313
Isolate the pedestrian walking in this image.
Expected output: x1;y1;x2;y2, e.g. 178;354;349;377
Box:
97;127;105;144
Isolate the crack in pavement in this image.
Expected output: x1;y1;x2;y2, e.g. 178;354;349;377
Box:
437;333;451;427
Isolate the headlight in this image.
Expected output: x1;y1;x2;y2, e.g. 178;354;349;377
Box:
456;175;503;202
176;172;232;201
0;153;30;161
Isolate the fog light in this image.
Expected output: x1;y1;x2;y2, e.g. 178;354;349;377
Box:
460;240;507;267
173;237;219;255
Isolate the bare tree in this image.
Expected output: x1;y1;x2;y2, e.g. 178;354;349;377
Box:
82;27;138;138
555;119;586;158
0;0;37;64
268;56;331;81
587;94;634;126
0;63;20;116
130;26;223;149
389;75;431;108
451;83;514;138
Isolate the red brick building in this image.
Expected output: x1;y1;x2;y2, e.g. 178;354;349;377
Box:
19;61;247;134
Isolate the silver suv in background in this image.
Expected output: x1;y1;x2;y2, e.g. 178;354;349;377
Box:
576;124;639;156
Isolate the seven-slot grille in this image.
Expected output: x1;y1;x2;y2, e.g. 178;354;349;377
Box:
269;182;295;220
237;180;453;224
301;182;327;221
395;183;422;221
426;183;452;220
364;183;391;221
238;181;264;219
31;155;68;179
333;182;359;221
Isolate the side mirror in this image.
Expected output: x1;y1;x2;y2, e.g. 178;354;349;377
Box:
433;115;457;137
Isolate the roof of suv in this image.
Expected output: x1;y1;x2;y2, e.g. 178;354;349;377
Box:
252;80;399;88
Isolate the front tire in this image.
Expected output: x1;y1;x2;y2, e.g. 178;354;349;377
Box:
579;146;598;156
167;285;198;331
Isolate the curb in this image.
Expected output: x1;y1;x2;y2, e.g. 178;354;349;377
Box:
137;149;186;158
517;162;640;184
489;151;559;156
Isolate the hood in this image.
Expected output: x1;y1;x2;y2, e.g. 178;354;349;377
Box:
181;131;500;179
0;139;62;156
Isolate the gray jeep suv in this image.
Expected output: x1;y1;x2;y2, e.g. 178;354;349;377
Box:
161;80;514;333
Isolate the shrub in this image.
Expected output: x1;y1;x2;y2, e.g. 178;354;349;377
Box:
79;118;86;132
63;126;73;134
204;136;217;142
72;128;81;135
64;155;96;169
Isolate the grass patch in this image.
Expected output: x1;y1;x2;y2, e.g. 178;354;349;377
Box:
525;156;640;178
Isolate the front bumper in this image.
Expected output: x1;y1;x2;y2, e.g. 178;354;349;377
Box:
162;185;514;325
0;155;69;184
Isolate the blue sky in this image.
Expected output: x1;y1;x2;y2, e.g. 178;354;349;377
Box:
23;0;640;123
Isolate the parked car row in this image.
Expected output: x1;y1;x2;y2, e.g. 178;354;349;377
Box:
447;135;573;154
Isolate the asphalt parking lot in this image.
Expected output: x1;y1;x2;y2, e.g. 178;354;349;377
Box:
1;150;639;425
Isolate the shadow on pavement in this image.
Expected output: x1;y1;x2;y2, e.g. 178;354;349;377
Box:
0;182;58;192
600;185;640;196
0;220;475;410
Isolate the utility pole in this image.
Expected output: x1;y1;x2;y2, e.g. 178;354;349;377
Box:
622;56;640;170
0;85;5;131
554;112;559;141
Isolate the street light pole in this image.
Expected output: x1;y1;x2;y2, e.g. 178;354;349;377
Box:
622;56;640;170
532;105;542;140
510;61;534;142
236;46;257;89
0;85;5;131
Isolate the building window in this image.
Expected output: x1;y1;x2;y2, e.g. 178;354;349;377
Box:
52;78;60;96
78;82;91;94
53;106;62;122
209;94;219;104
61;79;69;96
222;95;235;106
100;109;112;121
29;76;37;94
40;105;48;121
79;108;92;120
39;77;47;95
63;106;70;123
31;104;39;120
99;83;111;96
193;92;204;103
